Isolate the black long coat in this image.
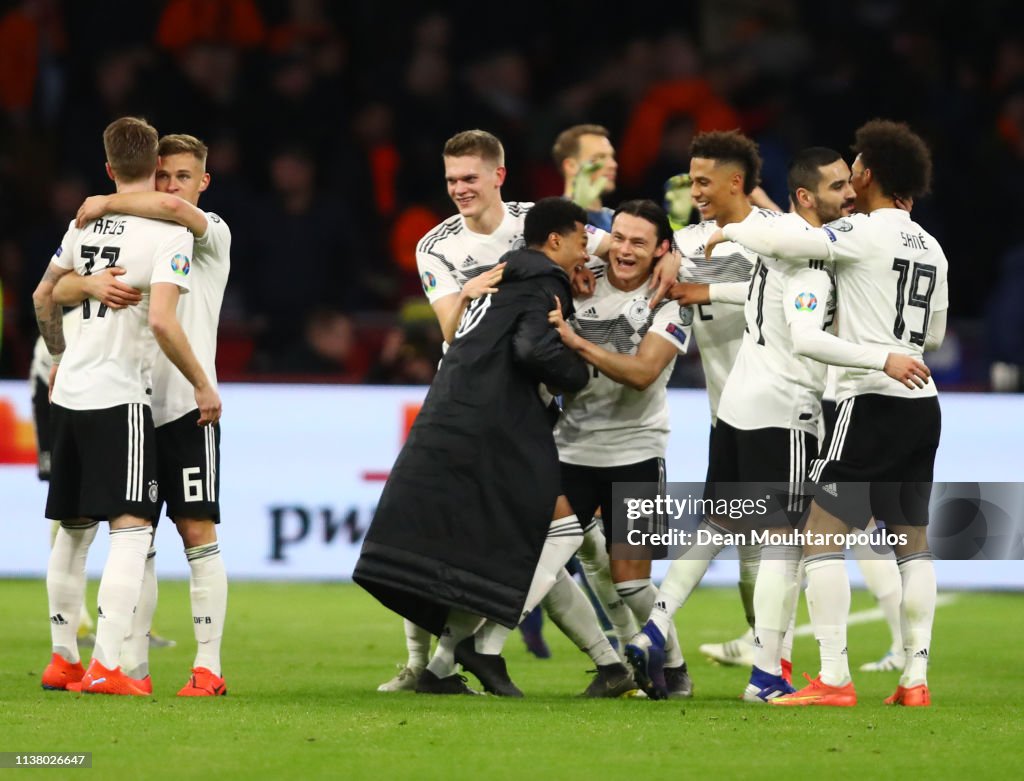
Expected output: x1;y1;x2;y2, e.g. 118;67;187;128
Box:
354;249;589;632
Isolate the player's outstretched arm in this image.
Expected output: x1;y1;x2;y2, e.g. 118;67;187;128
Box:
77;192;209;237
548;299;677;391
516;293;589;392
150;282;222;424
718;219;829;262
53;267;142;310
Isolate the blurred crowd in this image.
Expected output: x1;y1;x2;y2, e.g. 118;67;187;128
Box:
1;0;1023;388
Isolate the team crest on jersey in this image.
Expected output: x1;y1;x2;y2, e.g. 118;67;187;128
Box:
679;305;694;326
794;292;818;312
627;298;650;327
421;271;437;293
147;480;159;503
509;236;525;250
171;253;190;276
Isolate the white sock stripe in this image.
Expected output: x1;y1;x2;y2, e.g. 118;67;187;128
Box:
549;519;581;534
109;525;152;536
897;551;934;566
186;544;221;562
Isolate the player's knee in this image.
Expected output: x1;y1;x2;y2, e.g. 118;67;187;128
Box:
175;518;217;548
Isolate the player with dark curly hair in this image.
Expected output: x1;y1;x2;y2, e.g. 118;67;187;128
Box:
710;118;947;708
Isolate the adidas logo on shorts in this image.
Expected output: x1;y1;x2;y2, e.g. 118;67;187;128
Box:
821;482;839;497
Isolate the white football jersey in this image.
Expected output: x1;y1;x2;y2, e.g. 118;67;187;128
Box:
151;212;230;427
820;209;949;401
555;273;693;467
416;201;605;302
717;211;835;435
51;215;193;411
673;219;758;423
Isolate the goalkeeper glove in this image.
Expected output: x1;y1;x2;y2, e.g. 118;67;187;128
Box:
570;160;609;208
664;173;693;231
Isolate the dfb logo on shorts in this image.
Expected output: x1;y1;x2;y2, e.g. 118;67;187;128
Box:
148;480;159;503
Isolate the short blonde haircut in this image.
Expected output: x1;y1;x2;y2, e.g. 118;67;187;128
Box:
443;129;504;166
158;133;209;168
103;117;159;181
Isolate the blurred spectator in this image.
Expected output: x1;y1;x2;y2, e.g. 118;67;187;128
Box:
0;0;66;125
156;0;265;52
242;145;364;358
262;308;355;376
987;244;1024;392
364;318;443;386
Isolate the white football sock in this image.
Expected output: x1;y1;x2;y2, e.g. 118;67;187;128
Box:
856;553;904;657
186;542;228;676
804;553;851;686
93;526;151;670
121;542;157;679
477;514;583;655
47;521;99;664
578;518;637;647
898;554;936;687
647;519;726;641
738;543;761;629
617;578;685;667
752;545;801;676
426;610;485;678
404;619;431;670
782;558;806;664
543;569;620;666
50;520;94;633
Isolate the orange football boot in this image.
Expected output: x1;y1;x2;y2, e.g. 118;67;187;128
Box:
79;660;148;696
885;683;931;706
41;653;85;691
177;667;227;697
769;673;857;707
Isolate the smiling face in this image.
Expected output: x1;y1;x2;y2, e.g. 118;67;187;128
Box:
807;159;856;223
545;221;590;274
607;212;668;290
156;152;209;205
443;154;505;221
688;157;746;223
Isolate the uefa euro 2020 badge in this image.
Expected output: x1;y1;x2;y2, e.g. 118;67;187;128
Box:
171;253;191;276
794;292;818;312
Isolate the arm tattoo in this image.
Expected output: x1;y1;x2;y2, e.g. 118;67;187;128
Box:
34;265;67;357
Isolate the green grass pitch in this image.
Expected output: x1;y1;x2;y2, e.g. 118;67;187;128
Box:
1;579;1021;780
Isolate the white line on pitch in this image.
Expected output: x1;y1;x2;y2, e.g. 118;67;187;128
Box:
792;593;957;637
